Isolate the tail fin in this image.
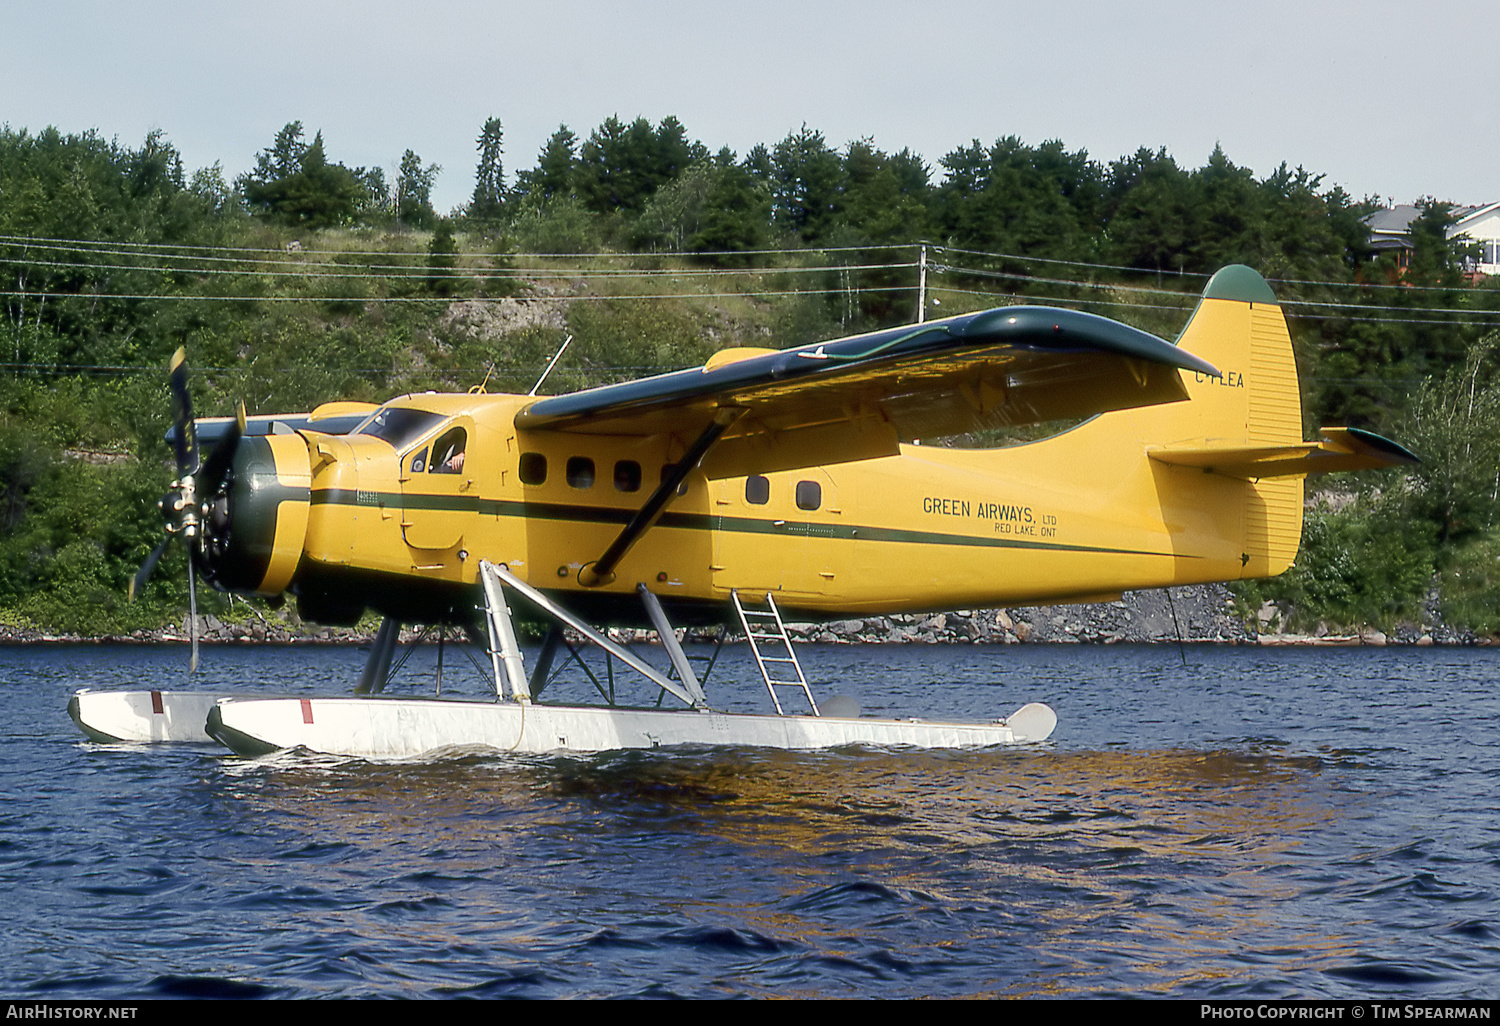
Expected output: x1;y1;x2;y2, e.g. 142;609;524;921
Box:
1150;264;1303;450
1134;266;1416;579
1099;265;1303;578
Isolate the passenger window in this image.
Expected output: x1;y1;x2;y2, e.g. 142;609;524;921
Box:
430;427;467;474
745;475;770;505
796;480;822;511
408;447;429;474
614;460;642;492
567;456;596;489
519;452;547;485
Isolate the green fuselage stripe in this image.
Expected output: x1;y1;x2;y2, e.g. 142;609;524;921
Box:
308;488;1183;559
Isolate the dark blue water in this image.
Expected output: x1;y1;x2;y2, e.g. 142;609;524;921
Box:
3;642;1498;998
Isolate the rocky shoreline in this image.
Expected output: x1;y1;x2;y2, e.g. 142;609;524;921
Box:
0;584;1489;647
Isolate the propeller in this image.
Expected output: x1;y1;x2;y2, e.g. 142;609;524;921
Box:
130;347;245;673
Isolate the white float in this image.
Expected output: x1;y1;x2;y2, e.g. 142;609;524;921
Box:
69;689;230;743
67;561;1058;757
206;696;1057;758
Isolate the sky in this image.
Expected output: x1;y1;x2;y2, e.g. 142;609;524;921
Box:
4;1;1495;215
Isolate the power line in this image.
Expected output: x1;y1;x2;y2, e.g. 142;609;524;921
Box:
926;241;1211;280
0;232;914;261
0;284;919;304
0;252;914;281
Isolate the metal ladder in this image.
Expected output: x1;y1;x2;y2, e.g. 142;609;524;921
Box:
731;590;819;716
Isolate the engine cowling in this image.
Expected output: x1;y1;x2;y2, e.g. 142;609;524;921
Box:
198;434;312;597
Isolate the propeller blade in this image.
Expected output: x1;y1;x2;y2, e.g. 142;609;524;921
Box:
168;347;200;479
198;400;245;496
187;544;199;674
129;537;171;602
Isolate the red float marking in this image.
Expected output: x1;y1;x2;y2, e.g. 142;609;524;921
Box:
300;698;314;724
150;691;164;715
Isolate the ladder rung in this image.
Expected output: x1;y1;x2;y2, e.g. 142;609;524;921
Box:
731;589;815;717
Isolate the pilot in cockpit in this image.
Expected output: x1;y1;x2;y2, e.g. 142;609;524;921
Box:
430;427;467;473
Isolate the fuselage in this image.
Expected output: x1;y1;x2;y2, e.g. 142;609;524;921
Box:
224;384;1289;627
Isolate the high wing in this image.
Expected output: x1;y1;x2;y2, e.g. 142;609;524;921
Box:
517;306;1219;478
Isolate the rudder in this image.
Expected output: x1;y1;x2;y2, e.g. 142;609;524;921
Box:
1139;265;1305;578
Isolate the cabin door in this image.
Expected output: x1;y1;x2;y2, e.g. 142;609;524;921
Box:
399;420;476;551
710;475;793;596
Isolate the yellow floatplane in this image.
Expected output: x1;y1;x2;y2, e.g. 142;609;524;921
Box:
69;265;1414;757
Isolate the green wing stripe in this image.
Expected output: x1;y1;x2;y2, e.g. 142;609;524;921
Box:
311;490;1187;559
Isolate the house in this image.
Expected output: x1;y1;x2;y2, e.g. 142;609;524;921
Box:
1449;201;1500;276
1362;201;1500;278
1364;204;1422;274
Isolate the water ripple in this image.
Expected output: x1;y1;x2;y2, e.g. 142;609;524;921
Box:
3;643;1499;997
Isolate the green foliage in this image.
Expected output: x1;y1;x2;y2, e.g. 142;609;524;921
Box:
688;160;772;265
396;149;440;228
770;125;844;243
240;124;365;228
566;299;716;384
631;161;717;252
511;197;600;254
5;113;1500;636
470;117;506;224
514;124;578;204
1437;532;1500;636
1399;335;1500;543
576;116;706;217
425;219;464;296
1231;499;1434;631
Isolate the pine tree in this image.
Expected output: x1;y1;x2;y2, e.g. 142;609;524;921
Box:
396;149;440;228
471;117;505;223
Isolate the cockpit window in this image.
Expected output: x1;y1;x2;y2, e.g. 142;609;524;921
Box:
430;428;467;473
353;407;445;450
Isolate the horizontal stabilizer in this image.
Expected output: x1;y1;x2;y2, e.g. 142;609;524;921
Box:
1149;426;1419;479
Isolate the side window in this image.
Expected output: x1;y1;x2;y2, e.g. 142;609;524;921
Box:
430;427;467;474
408;447;429;474
567;456;596;489
745;475;770;505
519;452;547;485
614;460;642;493
795;480;822;511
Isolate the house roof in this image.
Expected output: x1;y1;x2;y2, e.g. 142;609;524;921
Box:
1364;205;1422;236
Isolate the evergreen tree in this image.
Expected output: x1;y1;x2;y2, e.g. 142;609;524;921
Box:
471;117;506;223
396;149;440;228
529;124;577;202
688;161;771;264
770;125;844;243
240;124;363;229
426;218;463;296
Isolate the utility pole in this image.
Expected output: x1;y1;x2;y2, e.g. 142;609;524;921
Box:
916;243;927;323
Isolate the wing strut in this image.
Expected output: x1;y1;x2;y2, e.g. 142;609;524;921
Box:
477;561;704;709
579;407;743;587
